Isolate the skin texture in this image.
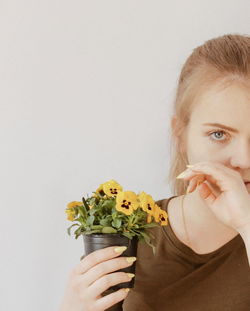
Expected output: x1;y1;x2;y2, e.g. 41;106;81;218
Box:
171;81;250;254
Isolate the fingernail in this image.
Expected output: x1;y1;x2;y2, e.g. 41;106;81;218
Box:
186;186;190;194
126;273;135;278
176;170;189;179
124;288;130;293
186;164;195;167
126;257;137;263
114;246;127;253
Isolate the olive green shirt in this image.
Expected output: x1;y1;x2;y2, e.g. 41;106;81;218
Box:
123;196;250;310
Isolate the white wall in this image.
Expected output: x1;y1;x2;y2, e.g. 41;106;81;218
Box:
0;1;249;310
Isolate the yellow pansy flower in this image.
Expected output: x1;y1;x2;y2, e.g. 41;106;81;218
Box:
138;191;156;216
65;201;83;221
101;179;123;197
67;201;83;209
147;214;152;223
65;209;76;221
153;204;168;226
115;191;139;215
95;183;105;194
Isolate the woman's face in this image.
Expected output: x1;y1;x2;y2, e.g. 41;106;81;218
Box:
184;81;250;190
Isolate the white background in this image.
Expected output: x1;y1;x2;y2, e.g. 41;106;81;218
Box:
0;1;249;310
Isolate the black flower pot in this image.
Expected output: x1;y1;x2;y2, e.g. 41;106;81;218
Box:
80;233;138;311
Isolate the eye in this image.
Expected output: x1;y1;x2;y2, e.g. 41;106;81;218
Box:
208;130;230;143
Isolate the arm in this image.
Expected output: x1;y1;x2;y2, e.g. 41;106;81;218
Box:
238;224;250;267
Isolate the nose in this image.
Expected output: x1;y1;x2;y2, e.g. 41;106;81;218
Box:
229;138;250;169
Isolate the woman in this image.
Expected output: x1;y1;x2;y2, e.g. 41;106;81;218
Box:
58;33;250;311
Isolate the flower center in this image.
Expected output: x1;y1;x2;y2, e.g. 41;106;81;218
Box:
121;199;131;209
110;188;118;194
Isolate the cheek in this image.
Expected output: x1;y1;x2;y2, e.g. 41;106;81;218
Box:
185;125;236;165
185;135;224;163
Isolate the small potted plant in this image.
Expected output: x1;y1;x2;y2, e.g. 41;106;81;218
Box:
65;179;168;292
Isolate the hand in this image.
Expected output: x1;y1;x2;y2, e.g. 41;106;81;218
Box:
58;246;136;311
177;161;250;233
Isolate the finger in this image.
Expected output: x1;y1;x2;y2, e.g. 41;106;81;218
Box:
194;161;241;179
181;169;220;193
88;271;133;299
74;246;127;275
186;176;205;193
184;168;217;184
190;167;233;192
199;182;217;204
78;255;135;291
181;165;233;192
94;287;129;310
190;162;240;185
205;180;222;197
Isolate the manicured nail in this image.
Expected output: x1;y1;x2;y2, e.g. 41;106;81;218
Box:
126;257;137;263
186;164;195;167
186;186;190;194
124;288;130;293
114;246;127;253
126;273;135;278
176;170;189;179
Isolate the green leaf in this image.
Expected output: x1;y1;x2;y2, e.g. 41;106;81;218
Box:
89;197;96;205
67;223;79;236
78;206;88;218
100;218;110;226
83;230;102;234
102;200;114;208
139;231;151;244
139;231;156;255
74;216;85;223
82;196;90;210
91;225;103;230
141;222;159;228
102;226;117;233
121;232;133;239
112;218;122;229
73;226;84;239
86;215;95;226
89;208;97;216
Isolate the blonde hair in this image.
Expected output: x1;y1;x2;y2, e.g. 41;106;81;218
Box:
168;33;250;196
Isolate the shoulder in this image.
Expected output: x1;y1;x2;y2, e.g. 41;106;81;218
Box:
156;195;189;246
136;195;183;253
155;195;179;213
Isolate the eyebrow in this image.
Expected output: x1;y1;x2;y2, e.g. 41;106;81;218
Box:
202;123;239;133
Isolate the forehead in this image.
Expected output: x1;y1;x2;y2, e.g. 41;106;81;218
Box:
190;82;250;125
